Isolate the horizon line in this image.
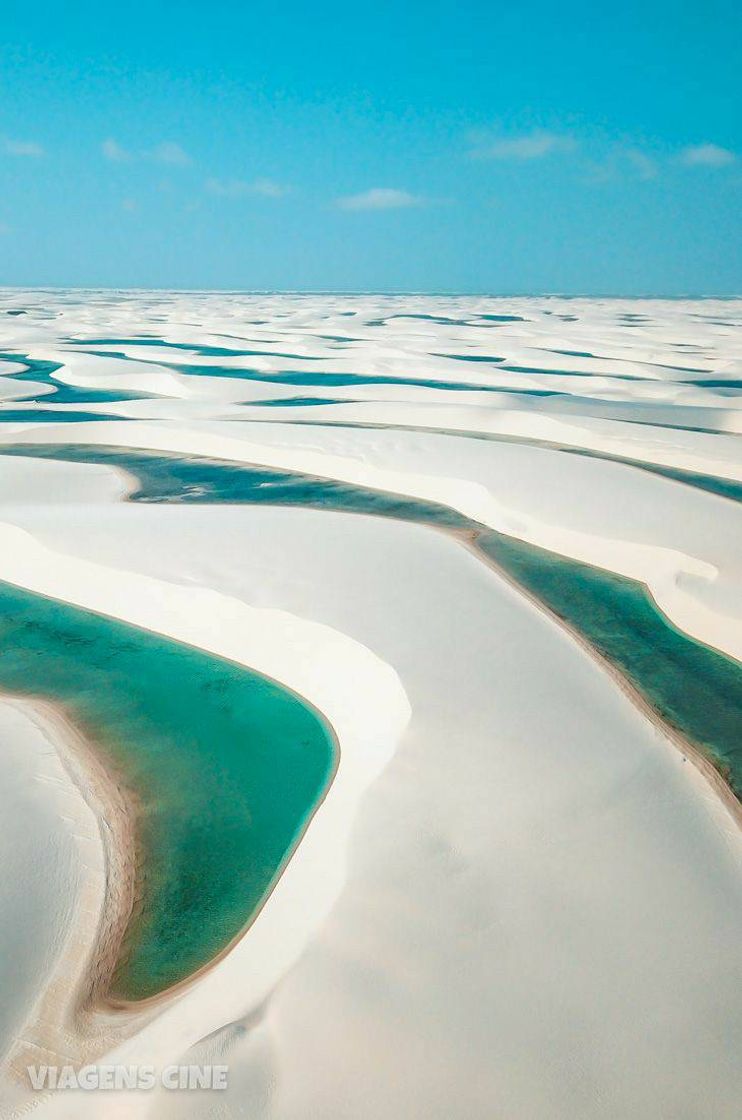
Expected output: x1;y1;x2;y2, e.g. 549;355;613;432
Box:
0;285;740;300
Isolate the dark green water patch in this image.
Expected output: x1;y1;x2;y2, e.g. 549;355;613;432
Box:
0;409;122;423
223;415;742;506
0;351;154;406
476;533;742;795
0;579;336;1001
252;397;347;408
26;384;148;406
552;350;596;359
477;314;526;323
82;353;562;399
366;313;528;328
0;444;467;524
598;416;730;437
368;313;477;327
501;364;641;382
437;353;506;363
165;364;559;398
0;352;64;383
690;379;742;391
566;451;742;503
65;339;326;361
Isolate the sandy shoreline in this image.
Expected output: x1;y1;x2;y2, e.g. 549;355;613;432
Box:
5;417;739;664
463;532;742;831
23;504;739;1120
1;668;342;1037
3;506;739;1084
1;293;741;1119
1;482;739;1079
0;515;409;1111
84;447;742;825
2;695;139;1085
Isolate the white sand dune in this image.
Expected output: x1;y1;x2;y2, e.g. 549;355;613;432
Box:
0;455;130;505
0;703;89;1068
3;417;740;658
0;291;740;1119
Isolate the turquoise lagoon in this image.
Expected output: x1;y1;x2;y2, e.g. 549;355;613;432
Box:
0;578;336;1002
3;444;740;795
1;441;740;1009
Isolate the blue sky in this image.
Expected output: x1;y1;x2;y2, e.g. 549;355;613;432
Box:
1;0;740;293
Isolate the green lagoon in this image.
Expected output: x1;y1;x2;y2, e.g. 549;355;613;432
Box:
1;441;740;1008
476;533;742;794
15;442;742;793
0;578;336;1001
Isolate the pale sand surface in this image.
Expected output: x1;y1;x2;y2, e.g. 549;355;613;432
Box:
3;503;739;1120
0;293;741;1119
0;702;83;1067
0;509;411;1119
0;375;54;403
4;416;739;660
0;455;130;506
0;697;142;1098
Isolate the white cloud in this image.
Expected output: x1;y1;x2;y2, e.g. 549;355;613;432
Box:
472;130;577;161
251;177;290;198
121;198;137;213
205;177;290;198
4;138;44;158
102;138;133;162
679;143;736;167
583;145;660;185
336;187;424;211
102;138;192;166
624;148;658;180
205;178;247;198
0;222;11;235
151;141;191;166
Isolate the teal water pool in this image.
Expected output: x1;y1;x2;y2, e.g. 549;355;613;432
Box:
477;533;742;794
3;443;739;796
0;441;739;1014
0;579;336;1002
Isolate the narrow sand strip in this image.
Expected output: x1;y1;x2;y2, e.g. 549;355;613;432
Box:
2;696;137;1084
464;531;742;827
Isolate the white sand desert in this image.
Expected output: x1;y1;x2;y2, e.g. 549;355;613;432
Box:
0;291;740;1119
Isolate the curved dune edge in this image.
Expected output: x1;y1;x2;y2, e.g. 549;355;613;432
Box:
463;533;742;830
5;439;738;810
1;420;739;662
21;441;737;842
2;696;142;1080
6;513;740;1120
0;449;738;1078
3;688;340;1080
1;501;739;1096
0;528;411;1097
1;295;740;1120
